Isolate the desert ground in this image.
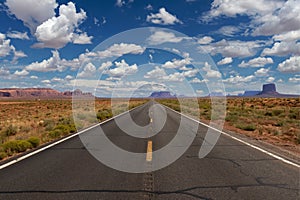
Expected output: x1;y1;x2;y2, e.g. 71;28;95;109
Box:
0;99;146;160
158;97;300;154
0;97;299;160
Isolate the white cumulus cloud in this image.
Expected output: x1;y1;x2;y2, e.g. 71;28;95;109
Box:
5;0;58;33
7;31;29;40
77;62;96;78
162;57;191;69
6;1;91;49
266;76;275;83
162;72;185;82
217;57;233;65
147;31;186;45
288;76;300;83
0;33;14;57
261;41;300;56
254;68;270;77
144;66;167;79
198;36;214;45
190;78;209;83
97;43;145;58
202;62;222;78
202;39;265;58
273;29;300;42
72;32;93;45
277;56;300;73
223;75;255;84
0;67;10;76
239;57;273;67
41;80;51;84
33;2;91;49
253;0;300;37
182;69;199;78
14;69;29;76
30;75;38;79
146;7;182;25
107;59;138;77
115;0;125;7
99;61;113;72
206;0;283;19
25;50;64;72
0;33;26;61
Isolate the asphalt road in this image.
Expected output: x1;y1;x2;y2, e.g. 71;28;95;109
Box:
0;101;299;200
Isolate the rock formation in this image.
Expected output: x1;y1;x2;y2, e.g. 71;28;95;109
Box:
258;83;279;96
149;91;175;98
0;88;93;99
241;91;261;97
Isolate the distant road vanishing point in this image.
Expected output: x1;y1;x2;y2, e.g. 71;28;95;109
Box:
0;101;299;200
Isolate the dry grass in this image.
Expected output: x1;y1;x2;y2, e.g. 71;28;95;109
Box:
158;98;300;152
0;98;147;160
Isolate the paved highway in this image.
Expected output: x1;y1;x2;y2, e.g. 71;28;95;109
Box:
0;101;299;200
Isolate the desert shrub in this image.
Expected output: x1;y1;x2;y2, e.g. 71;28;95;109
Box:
129;103;141;110
225;113;238;122
48;130;62;139
0;132;7;144
19;125;31;133
273;130;280;136
97;109;113;121
75;122;84;130
0;151;7;160
275;121;284;127
4;125;17;136
46;112;51;116
211;113;221;120
265;111;273;116
16;140;33;152
203;113;211;120
44;119;55;131
272;109;283;116
2;140;33;155
288;113;297;119
48;122;76;138
53;124;70;135
68;124;77;133
77;113;87;120
128;104;135;110
199;102;211;110
297;134;300;144
169;104;180;112
1;141;17;155
87;117;98;124
27;137;40;148
236;124;256;131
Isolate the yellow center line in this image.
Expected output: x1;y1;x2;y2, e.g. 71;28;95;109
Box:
146;141;153;162
150;118;153;123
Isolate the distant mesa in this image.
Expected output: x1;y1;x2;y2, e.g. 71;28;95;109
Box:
0;88;62;98
258;83;279;96
242;91;261;97
262;83;276;93
0;88;93;99
63;89;93;97
239;83;299;98
149;91;176;98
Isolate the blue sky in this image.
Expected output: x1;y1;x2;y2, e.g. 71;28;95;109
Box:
0;0;299;97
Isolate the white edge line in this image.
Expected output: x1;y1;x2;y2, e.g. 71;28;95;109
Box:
161;103;300;169
0;102;147;170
